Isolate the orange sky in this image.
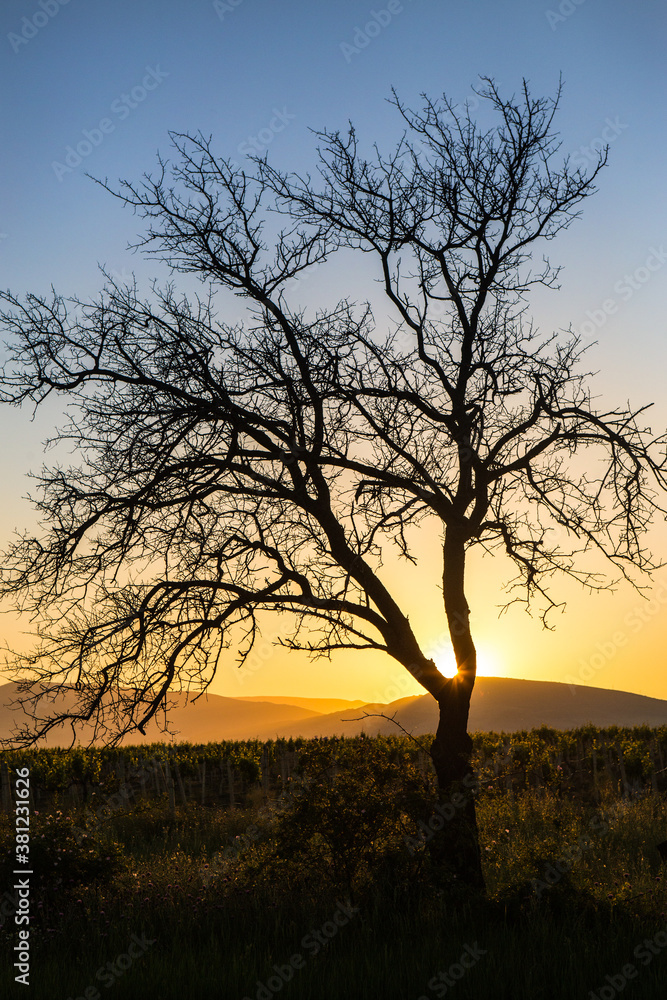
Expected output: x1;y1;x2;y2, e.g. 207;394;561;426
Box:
1;337;666;706
204;517;667;704
2;485;666;706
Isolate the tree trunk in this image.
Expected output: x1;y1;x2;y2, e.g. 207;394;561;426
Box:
428;525;485;891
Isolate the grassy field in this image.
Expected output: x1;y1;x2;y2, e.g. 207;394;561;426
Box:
2;733;667;999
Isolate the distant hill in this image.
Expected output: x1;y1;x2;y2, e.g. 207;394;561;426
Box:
1;677;667;745
471;677;667;732
0;683;320;746
262;679;667;739
236;695;366;714
260;677;667;736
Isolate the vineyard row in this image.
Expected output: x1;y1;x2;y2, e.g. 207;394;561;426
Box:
2;725;667;814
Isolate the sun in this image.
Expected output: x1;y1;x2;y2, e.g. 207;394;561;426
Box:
434;643;504;679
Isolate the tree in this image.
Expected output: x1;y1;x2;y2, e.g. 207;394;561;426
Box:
1;79;665;889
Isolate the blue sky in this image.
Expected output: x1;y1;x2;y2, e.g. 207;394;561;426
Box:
1;0;667;700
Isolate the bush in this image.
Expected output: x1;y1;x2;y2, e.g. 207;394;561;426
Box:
0;809;127;903
251;737;436;897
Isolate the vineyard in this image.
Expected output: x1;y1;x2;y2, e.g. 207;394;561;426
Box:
2;727;667;999
2;725;667;816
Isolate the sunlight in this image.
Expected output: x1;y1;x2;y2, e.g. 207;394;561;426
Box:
434;643;504;679
474;643;505;678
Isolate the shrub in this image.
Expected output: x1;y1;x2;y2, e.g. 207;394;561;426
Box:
252;737;435;897
0;809;127;904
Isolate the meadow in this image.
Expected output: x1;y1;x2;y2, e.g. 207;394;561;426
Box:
2;728;667;999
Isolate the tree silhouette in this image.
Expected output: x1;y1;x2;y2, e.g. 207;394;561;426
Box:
1;79;665;888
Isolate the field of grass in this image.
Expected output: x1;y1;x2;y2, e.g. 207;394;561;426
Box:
2;731;667;999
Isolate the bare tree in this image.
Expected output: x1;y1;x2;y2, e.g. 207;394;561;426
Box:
1;79;665;888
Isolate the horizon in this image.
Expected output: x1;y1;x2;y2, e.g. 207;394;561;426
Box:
0;673;656;706
3;674;667;749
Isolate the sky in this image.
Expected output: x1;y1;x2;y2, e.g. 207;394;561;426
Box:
1;0;666;705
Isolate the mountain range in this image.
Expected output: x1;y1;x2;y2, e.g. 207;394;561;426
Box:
1;677;667;745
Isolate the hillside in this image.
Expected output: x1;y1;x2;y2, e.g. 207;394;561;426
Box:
0;683;319;746
261;679;667;739
1;677;667;745
235;695;366;714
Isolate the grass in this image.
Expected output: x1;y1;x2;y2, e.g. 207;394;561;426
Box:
2;752;667;998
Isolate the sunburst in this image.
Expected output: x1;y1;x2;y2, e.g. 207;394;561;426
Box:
434;643;503;679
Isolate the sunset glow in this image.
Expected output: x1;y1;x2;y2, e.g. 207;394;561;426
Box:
473;645;505;679
433;644;505;680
